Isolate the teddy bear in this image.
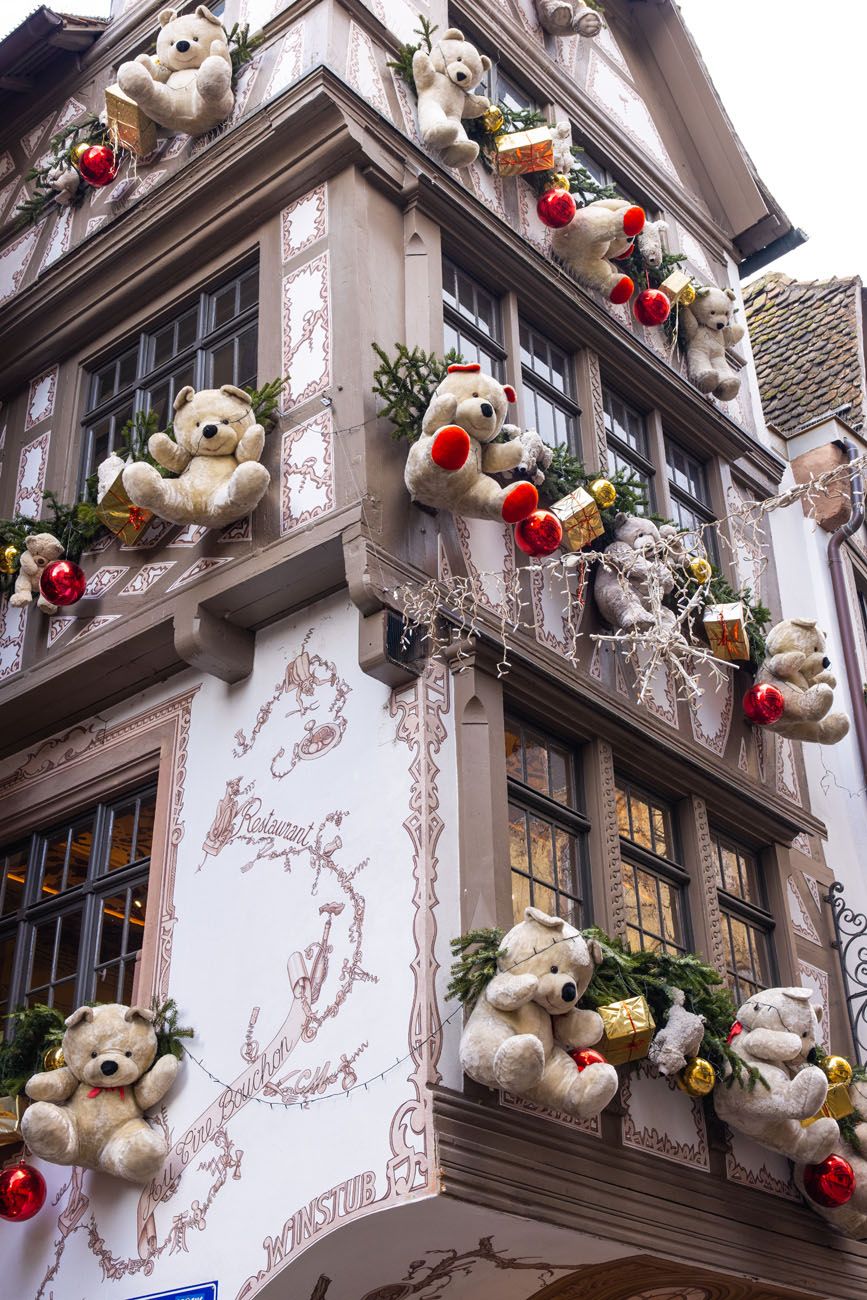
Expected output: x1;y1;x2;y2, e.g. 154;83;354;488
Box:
21;1003;179;1184
534;0;603;36
593;514;681;635
47;163;81;207
712;987;839;1164
679;285;745;401
635;218;669;270
123;384;270;529
460;907;620;1119
648;988;705;1076
8;533;66;615
412;29;491;169
794;1079;867;1238
404;363;549;523
552;198;646;303
117;6;234;137
754;618;850;745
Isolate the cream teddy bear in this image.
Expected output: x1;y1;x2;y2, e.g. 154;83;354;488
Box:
460;907;620;1120
123;384;270;529
22;1004;179;1184
680;285;744;401
794;1079;867;1237
9;533;65;614
412;28;491;169
754;619;849;745
552;198;646;303
404;363;549;523
534;0;603;36
593;514;680;634
117;6;234;137
713;987;838;1164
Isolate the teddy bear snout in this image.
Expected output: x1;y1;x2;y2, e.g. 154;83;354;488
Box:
480;401;494;418
175;39;191;52
100;1059;120;1076
822;656;831;669
202;424;219;439
560;981;577;1004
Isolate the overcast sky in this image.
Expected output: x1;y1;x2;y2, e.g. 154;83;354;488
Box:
1;0;862;284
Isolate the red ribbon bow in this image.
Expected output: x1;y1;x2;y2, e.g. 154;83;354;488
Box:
87;1085;126;1100
726;1020;743;1045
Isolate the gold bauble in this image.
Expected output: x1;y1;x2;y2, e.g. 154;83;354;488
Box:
676;1056;715;1098
680;283;696;306
822;1055;854;1086
550;173;571;192
71;142;89;164
689;556;712;584
0;543;19;575
483;107;505;134
43;1045;65;1071
589;477;617;509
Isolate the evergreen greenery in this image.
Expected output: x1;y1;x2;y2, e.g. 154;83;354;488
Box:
16;115;111;227
387;16;437;88
685;564;771;666
447;929;505;1008
225;21;266;82
247;376;288;429
372;342;461;442
152;997;195;1060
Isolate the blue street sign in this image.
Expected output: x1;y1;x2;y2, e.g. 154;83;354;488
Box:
127;1285;217;1300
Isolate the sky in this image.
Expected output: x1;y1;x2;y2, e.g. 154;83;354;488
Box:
0;0;862;284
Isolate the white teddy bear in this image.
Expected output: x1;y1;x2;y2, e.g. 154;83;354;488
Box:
117;6;234;137
123;384;270;529
534;0;603;37
593;514;680;634
680;285;745;401
9;533;66;614
754;618;850;745
552;198;646;303
713;987;839;1164
635;218;668;269
47;163;81;207
412;28;491;169
460;907;620;1120
794;1079;867;1238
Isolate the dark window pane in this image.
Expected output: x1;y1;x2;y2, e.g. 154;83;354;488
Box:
55;909;83;984
211;282;237;328
117;348;139;391
0;934;15;1016
528;816;555;887
128;881;147;948
210;338;236;388
136;797;156;861
66;821;93;889
108;805;137;872
29;918;57;991
94;363;116;405
99;894;126;966
239;270;258;312
1;847;28;916
50;981;78;1017
177;307;199;351
42;832;68;897
151;324;175;368
237;323;258;388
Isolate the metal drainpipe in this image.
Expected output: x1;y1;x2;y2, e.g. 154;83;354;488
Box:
827;439;867;782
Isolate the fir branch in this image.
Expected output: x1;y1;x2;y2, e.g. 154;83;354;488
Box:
151;997;195;1060
446;928;505;1008
0;1004;66;1097
372;342;461;442
15;115;111;227
245;376;287;429
387;16;437;88
225;21;266;82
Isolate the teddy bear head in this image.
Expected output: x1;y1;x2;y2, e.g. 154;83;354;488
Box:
766;618;833;683
430;28;491;92
156;5;227;72
172;384;256;458
490;906;601;1017
425;363;516;445
690;285;738;332
737;986;823;1061
612;512;663;556
25;532;65;567
636;219;668;269
62;1003;159;1088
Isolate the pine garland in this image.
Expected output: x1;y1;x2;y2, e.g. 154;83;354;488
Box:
247;375;287;429
372;342;462;442
16;115;113;227
447;929;506;1008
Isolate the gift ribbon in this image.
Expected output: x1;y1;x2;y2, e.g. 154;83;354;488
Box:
87;1085;126;1100
623;1003;640;1060
726;1020;743;1045
712;613;743;659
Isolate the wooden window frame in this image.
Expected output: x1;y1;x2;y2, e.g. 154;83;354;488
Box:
602;385;657;510
712;829;778;1005
616;777;691;954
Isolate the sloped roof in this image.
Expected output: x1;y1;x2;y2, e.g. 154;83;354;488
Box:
0;8;107;114
744;273;866;434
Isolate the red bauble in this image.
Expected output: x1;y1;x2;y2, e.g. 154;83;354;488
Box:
536;188;577;229
570;1047;608;1071
40;559;87;607
515;509;563;557
76;144;118;187
633;288;671;328
802;1155;856;1208
0;1163;46;1222
742;683;785;727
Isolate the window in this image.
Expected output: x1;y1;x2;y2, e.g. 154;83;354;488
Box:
0;787;157;1024
442;260;506;377
616;780;687;954
665;436;717;560
474;54;537;114
712;831;774;1005
519;322;580;450
80;263;258;490
602;388;655;508
505;719;589;927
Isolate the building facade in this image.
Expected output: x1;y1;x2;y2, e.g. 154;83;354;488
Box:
0;1;863;1297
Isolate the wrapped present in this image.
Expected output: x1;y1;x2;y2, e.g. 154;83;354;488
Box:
96;470;154;545
493;127;555;177
105;83;158;157
659;269;695;306
598;995;655;1065
0;1094;25;1146
802;1082;855;1126
703;601;750;663
550;487;604;552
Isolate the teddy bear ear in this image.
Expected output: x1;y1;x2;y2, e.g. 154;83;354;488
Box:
195;3;223;21
588;938;604;967
158;8;177;25
524;906;564;929
220;384;253;405
791;618;817;630
173;386;194;412
781;987;812;1002
503;384;517;404
480;55;492;71
65;1006;94;1029
124;1006;156;1024
695;287;709;299
442;27;465;39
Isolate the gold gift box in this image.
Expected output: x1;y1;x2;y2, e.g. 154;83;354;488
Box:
493;127;555;177
702;601;751;663
105;83;158;157
550;487;604;552
598;995;655;1066
0;1093;25;1146
96;470;154;545
802;1082;855;1126
660;270;695;305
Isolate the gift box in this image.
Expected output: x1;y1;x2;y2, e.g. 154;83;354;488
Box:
659;269;695;306
0;1094;25;1146
550;487;604;552
703;602;751;663
493;127;555;177
105;83;157;157
598;995;655;1065
96;470;154;545
802;1082;855;1126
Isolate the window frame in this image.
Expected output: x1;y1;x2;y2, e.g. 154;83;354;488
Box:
664;434;719;561
602;386;657;509
615;777;691;955
712;829;777;1006
442;257;508;379
519;318;581;453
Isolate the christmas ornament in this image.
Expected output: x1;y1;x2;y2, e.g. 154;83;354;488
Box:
802;1082;854;1125
598;995;655;1066
104;83;157;157
742;683;785;727
688;556;712;583
0;1095;25;1146
802;1155;856;1208
76;144;118;187
633;288;671;328
550;172;570;191
822;1056;854;1086
536;187;576;229
676;1057;715;1097
482;106;504;133
96;471;154;544
71;142;89;165
493;127;555;176
550;486;604;551
660;269;696;306
39;559;87;607
0;1162;46;1221
703;602;750;663
514;510;563;557
588;477;617;509
42;1045;65;1071
570;1047;608;1071
0;543;19;574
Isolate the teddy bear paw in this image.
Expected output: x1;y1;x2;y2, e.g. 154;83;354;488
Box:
493;1034;545;1092
794;1117;839;1165
609;275;634;305
431;425;471;471
564;1061;619;1118
789;1065;830;1120
714;376;741;401
8;592;31;607
101;1121;168;1184
691;368;719;395
501;481;538;523
118;61;154;98
440;141;480;169
572;8;603;36
21;1101;77;1163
